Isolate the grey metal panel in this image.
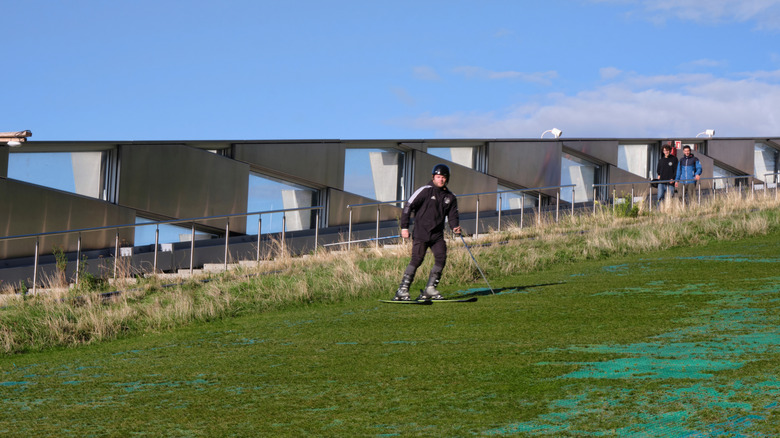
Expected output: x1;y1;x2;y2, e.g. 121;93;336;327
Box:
118;144;249;233
327;188;401;227
234;142;345;189
0;178;136;259
562;140;619;166
697;153;714;180
608;165;649;197
488;141;561;195
414;151;497;213
0;146;7;178
706;140;754;175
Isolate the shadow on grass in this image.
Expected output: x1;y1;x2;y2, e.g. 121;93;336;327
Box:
453;281;565;298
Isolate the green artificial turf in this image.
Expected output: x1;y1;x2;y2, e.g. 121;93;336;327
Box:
2;231;780;436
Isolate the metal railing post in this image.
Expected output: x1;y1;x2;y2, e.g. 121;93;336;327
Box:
476;196;480;239
698;182;701;205
153;225;159;274
257;216;262;262
612;189;616;214
224;218;230;270
571;190;575;219
348;208;353;251
537;194;542;226
189;224;195;275
631;185;634;210
282;214;287;255
498;194;502;232
555;190;560;223
376;206;380;248
593;187;597;215
32;237;39;295
314;211;320;254
521;194;525;228
114;231;120;279
76;233;82;286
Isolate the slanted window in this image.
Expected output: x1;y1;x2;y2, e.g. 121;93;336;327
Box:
755;142;779;187
247;172;319;234
561;153;600;203
344;148;405;202
617;144;649;178
496;184;538;210
134;216;214;246
8;151;109;199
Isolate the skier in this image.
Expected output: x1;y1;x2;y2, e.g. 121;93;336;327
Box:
394;164;461;301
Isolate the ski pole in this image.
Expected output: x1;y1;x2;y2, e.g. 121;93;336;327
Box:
459;233;495;294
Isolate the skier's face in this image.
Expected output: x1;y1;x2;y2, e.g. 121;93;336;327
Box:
432;174;447;188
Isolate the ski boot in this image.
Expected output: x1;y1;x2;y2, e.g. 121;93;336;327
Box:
393;274;413;301
416;273;444;301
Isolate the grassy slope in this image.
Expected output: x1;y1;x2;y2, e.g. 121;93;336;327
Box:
2;225;780;436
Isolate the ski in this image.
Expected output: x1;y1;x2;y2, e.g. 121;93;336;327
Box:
378;296;477;304
379;299;433;305
431;297;478;303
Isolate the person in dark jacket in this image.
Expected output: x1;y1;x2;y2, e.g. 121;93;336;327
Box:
656;144;678;205
393;164;461;301
675;145;703;203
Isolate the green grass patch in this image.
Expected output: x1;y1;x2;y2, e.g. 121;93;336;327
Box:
2;226;780;435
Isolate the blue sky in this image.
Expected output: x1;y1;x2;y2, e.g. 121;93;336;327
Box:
3;0;780;141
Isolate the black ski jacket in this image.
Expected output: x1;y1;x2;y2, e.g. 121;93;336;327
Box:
401;184;459;242
656;155;678;182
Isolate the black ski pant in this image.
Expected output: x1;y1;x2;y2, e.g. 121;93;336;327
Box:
403;237;447;279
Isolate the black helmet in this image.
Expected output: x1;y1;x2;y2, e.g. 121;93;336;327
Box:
432;164;450;182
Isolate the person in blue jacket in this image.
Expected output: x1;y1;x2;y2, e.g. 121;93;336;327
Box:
675;145;703;203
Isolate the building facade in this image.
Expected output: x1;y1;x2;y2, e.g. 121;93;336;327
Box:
2;137;779;262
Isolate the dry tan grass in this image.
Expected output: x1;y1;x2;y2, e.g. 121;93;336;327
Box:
2;190;779;354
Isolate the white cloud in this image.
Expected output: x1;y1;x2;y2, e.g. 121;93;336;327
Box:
493;28;514;38
680;58;727;69
413;66;441;81
391;87;416;106
401;70;780;138
598;0;780;30
600;67;623;80
453;66;558;85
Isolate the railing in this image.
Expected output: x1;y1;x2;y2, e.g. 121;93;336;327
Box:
0;205;324;293
8;172;778;292
756;172;780;199
344;184;577;247
343;199;404;250
458;185;577;237
593;174;766;211
593;180;668;213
